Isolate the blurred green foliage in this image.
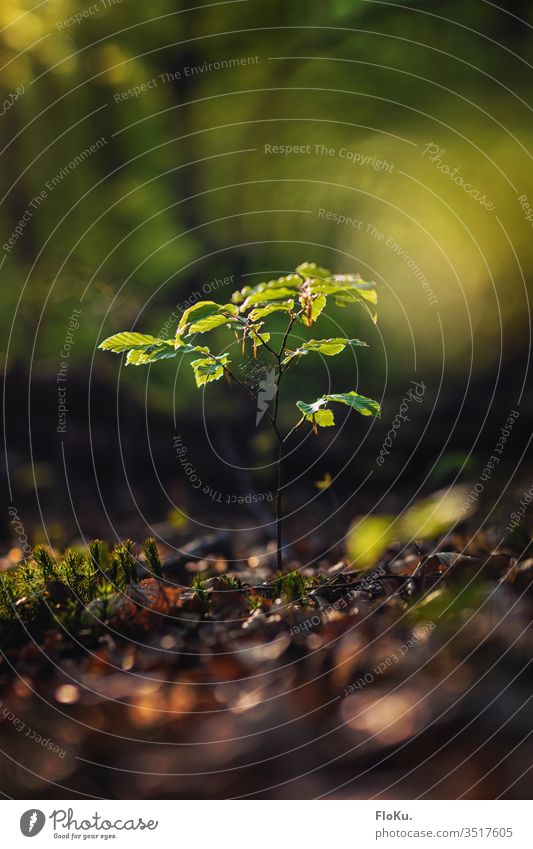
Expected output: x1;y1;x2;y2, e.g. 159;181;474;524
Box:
347;485;471;567
1;0;531;413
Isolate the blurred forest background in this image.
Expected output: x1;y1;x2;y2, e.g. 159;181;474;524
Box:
1;0;532;547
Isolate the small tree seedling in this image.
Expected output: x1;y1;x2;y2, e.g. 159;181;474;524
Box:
99;262;381;568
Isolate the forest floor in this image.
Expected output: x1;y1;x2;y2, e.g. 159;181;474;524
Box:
0;522;532;799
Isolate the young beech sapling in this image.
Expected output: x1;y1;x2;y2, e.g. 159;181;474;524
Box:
99;262;381;568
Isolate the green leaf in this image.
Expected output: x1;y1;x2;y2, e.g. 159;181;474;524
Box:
309;276;378;322
282;337;367;365
312;409;335;427
126;346;179;366
99;332;172;353
300;293;326;327
332;273;370;285
255;331;271;346
190;353;230;387
335;290;378;324
175;302;238;343
309;275;374;295
232;274;301;305
187;315;230;336
327;391;381;417
178;301;220;325
296;399;335;429
241;287;298;309
248;300;294;321
296;262;332;281
125;341;209;366
188;304;239;334
180;343;211;355
296;397;329;417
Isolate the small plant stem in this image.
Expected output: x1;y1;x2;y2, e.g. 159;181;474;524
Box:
283;415;305;444
271;374;284;569
219;308;305;569
269;311;301;569
236;316;279;361
279;313;298;359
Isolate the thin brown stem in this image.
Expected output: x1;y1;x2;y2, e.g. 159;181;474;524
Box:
275;438;283;570
269;310;303;569
279;312;299;364
282;415;305;444
215;305;306;570
235;315;279;361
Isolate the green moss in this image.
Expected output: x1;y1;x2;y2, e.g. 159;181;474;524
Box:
0;540;141;648
142;537;163;578
272;570;312;602
191;574;210;605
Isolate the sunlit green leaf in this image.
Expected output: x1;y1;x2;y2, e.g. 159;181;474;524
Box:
308;276;378;322
232;274;301;305
313;409;335;427
174;302;233;343
178;300;220;324
190;353;230;387
99;332;172;353
296;390;380;429
296;397;329;418
296;399;335;429
242;287;298;309
309;277;375;297
175;302;239;341
123;340;209;366
296;261;332;281
188;309;238;334
248;300;294;321
282;337;367;365
296;396;335;427
126;346;179;366
327;391;381;417
300;293;326;327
